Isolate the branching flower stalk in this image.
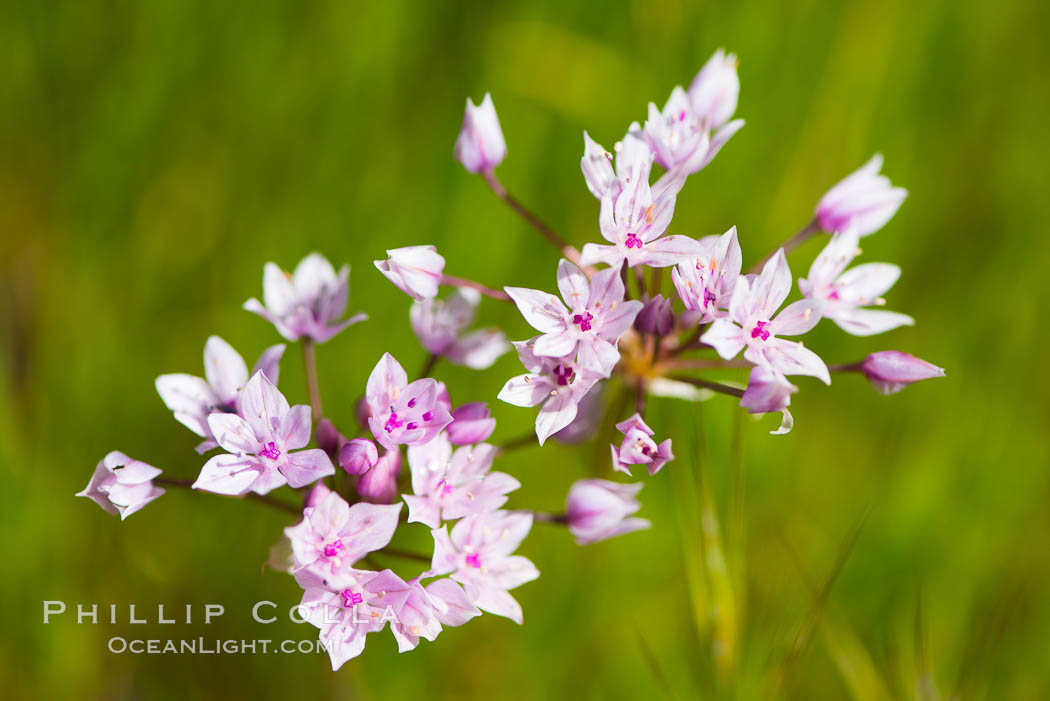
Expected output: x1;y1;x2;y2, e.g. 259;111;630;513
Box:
78;49;945;671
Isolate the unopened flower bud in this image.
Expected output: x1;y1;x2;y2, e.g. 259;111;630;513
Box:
454;93;507;174
76;451;164;520
316;418;348;458
634;294;675;335
356;449;402;504
339;438;379;476
862;351;945;395
688;49;740;129
375;246;446;301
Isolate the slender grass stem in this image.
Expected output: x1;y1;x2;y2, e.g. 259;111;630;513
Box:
727;403;747;630
691;406;738;684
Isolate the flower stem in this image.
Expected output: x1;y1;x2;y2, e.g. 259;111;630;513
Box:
418;353;440;379
660;357;751;371
377;547;432;563
827;361;864;373
649;266;663;297
665;325;711;359
303;339;323;419
666;375;745;398
620;261;631;300
154;477;301;515
748;218;821;274
497;432;540;453
483;171;586;267
533;511;568;524
440;274;512;302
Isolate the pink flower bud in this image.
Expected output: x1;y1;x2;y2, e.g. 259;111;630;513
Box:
355;396;372;431
688;49;740;129
374;245;446;301
339;438;379;476
816;154;908;236
315;418;348;457
566;479;650;546
453;93;506;174
446;402;496;445
76;451;164;520
634;294;675;335
862;351;945;395
356;449;402;504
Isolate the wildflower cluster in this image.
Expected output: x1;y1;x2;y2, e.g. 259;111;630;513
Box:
79;50;943;669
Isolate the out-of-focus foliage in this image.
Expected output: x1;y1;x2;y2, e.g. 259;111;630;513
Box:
2;0;1048;698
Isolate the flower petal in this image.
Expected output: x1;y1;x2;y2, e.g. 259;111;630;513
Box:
498;374;555;408
279;404;312;450
238;372;290;440
193;454;262;495
766;339;831;384
504;287;567;334
204;336;249;403
280;449;335;489
831;308;914;336
556;259;590;309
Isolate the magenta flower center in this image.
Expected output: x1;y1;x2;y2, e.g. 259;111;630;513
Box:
625;233;643;249
259;441;281;460
323;540;344;558
572;311;594;332
384;410;403;433
340;589;363;608
703;289;717;308
465;552;482;568
827;289;840;301
750;320;771;341
422;411;434;421
436;479;454;497
553;364;576;387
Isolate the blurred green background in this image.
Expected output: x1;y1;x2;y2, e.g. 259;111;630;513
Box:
3;0;1049;698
